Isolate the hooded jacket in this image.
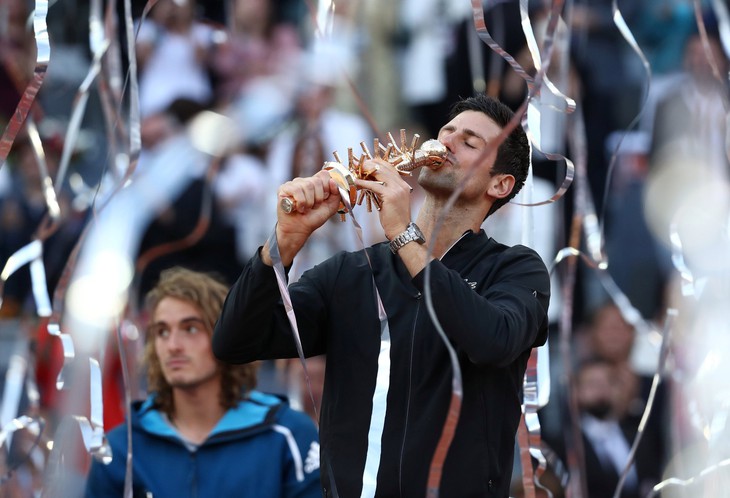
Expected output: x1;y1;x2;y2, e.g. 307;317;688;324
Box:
213;230;550;497
85;391;321;498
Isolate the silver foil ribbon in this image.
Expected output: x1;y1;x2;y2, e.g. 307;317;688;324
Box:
0;0;50;167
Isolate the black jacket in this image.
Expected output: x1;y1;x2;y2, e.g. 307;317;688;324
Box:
213;230;550;497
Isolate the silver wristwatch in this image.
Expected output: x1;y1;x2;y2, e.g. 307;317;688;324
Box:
389;222;426;254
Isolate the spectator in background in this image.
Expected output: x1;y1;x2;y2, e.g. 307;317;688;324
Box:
570;0;641;215
572;358;653;498
631;0;696;76
266;43;374;282
397;0;471;138
573;302;668;492
211;0;303;147
650;30;729;180
135;98;244;297
85;267;321;497
211;0;301;107
136;0;216;118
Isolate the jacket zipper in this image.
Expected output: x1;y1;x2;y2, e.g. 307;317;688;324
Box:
398;296;421;495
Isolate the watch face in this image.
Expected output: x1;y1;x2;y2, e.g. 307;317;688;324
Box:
410;223;426;243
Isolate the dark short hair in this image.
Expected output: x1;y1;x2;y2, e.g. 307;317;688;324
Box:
449;94;530;217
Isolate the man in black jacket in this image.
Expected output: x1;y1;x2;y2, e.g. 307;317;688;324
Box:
213;94;550;497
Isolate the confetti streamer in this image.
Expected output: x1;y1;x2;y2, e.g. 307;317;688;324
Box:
0;415;45;486
0;240;51;317
43;359;111;486
712;0;730;59
53;0;110;193
612;308;677;498
597;0;653;227
0;0;50;168
669;222;696;297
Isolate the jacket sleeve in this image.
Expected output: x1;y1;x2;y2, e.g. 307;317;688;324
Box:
212;248;330;364
84;451;124;498
279;408;323;498
411;244;550;367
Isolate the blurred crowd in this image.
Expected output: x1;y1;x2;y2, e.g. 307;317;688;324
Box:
1;0;729;496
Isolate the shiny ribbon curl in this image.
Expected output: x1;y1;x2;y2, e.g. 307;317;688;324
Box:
649;458;730;497
669;222;696;297
550;244;666;498
267;181;402;498
426;2;572;496
0;0;50;168
513;0;576;210
43;359;112;475
712;0;730;68
612;308;677;498
53;0;110;194
0;116;62;318
0;349;46;492
0;415;45;486
596;0;654;227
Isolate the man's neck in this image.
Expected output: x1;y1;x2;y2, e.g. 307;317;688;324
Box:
170;386;227;445
416;198;485;258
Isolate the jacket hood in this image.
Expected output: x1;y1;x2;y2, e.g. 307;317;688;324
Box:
131;390;286;441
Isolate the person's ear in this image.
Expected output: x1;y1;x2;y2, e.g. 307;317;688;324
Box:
487;174;515;199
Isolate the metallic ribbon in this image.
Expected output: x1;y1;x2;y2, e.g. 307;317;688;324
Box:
0;114;61;318
0;354;29;451
495;15;580;492
0;415;44;485
0;345;45;490
669;222;696;297
0;240;51;317
649;458;730;496
516;159;552;498
53;0;110;193
712;0;730;59
46;323;75;390
598;0;653;224
694;0;727;85
0;0;50;168
122;0;141;166
59;113;233;497
43;359;111;474
267;184;397;498
515;0;576;208
612;308;677;498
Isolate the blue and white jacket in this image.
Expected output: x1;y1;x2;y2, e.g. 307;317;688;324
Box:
85;391;321;498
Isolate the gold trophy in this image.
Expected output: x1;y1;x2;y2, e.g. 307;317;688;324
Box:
280;130;448;218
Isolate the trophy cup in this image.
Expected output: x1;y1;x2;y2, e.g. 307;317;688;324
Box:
280;130;448;219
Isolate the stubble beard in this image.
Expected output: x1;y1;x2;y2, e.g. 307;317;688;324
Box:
418;165;458;197
165;366;220;391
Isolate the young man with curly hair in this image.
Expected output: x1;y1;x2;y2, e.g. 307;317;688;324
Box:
85;267;321;497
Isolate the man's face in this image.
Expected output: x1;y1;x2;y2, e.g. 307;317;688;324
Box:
150;297;221;392
591;305;634;363
576;363;616;420
419;110;505;201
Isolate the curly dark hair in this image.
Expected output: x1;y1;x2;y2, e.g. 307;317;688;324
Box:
449;94;530;218
144;267;257;417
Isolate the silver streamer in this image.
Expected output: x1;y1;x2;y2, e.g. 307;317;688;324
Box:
0;0;50;167
3;0;730;495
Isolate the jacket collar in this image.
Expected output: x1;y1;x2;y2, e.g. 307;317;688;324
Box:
134;390;285;439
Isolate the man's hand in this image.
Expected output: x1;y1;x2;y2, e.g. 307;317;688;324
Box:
354;158;414;240
262;171;341;266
